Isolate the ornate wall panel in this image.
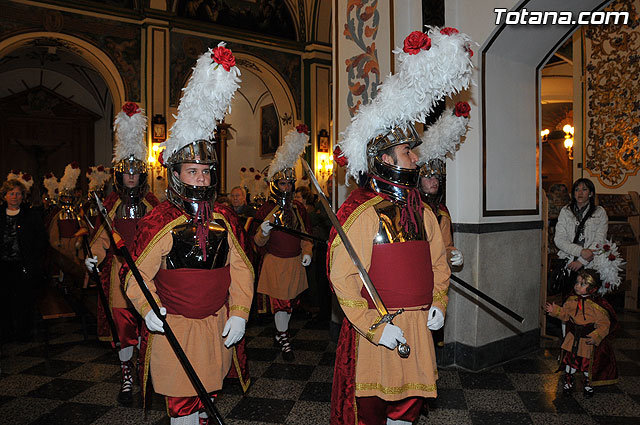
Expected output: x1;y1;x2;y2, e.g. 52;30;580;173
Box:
343;0;380;116
584;0;640;187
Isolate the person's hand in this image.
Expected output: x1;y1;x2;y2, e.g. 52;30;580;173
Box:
544;302;555;314
450;249;463;267
222;316;246;347
301;254;312;266
145;307;166;333
580;249;594;262
585;336;595;345
260;220;272;237
379;324;406;350
568;260;583;271
84;256;99;273
427;306;444;330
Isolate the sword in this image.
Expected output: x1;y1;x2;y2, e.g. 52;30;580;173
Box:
300;159;410;358
268;222;327;244
94;193;226;425
450;275;524;323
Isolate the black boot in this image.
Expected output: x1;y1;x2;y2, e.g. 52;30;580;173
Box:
117;360;134;406
274;331;295;362
583;375;594;398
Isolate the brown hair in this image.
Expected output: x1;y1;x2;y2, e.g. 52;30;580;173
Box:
578;268;601;291
1;179;26;200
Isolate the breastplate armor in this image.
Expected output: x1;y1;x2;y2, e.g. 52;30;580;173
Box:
115;198;147;219
272;205;301;230
58;205;78;221
166;219;229;270
373;200;426;244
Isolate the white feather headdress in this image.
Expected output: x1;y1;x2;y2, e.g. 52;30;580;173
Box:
162;42;241;160
87;165;111;191
335;27;475;180
6;170;34;191
113;102;147;163
588;240;625;295
59;162;81;192
415;103;471;166
43;172;59;197
267;126;310;181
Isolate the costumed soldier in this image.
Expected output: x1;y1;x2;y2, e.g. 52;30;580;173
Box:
49;162;87;285
122;43;253;425
84;103;160;406
415;101;471;269
83;165;111;229
328;27;474;425
253;125;312;361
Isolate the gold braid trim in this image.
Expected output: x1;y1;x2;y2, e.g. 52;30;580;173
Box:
124;215;188;291
365;316;381;342
329;196;383;270
433;288;448;309
591;330;601;341
586;299;610;319
142;332;154;408
230;305;250;314
438;209;451;220
232;346;251;393
89;199;121;246
355;382;437;394
212;212;255;280
353;329;360;425
337;295;368;309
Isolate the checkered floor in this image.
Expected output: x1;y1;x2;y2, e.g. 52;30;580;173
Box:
1;301;639;424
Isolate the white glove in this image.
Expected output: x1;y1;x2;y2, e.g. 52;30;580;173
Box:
301;254;312;267
427;306;444;330
222;316;246;347
84;256;99;273
260;220;272;236
450;249;464;267
145;307;166;333
378;324;406;350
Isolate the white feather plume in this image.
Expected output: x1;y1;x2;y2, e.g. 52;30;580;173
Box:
6;171;20;181
87;166;111;191
113;106;147;163
589;240;625;295
162;42;241;160
43;173;59;197
416;108;470;165
59;163;81;192
336;27;475;180
267;129;309;180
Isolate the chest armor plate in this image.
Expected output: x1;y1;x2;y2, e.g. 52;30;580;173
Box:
115;200;147;219
373;200;426;244
166;219;229;270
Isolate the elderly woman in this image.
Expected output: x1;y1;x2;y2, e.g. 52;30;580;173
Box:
554;178;608;296
0;179;47;342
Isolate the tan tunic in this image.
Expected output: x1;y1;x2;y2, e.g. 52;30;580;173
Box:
90;229;130;309
330;205;450;400
254;208;313;300
49;215;84;261
125;215;254;397
548;296;610;359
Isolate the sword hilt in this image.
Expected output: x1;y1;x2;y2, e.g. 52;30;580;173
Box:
370;309;411;358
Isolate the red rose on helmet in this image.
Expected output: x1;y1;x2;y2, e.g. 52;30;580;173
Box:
254;175;261;180
605;282;610;288
603;244;610;251
608;253;616;261
211;45;236;72
22;173;32;181
158;151;165;166
122;102;139;117
333;146;348;167
455;102;471;118
11;169;18;174
71;161;80;169
45;172;53;179
296;124;309;134
249;167;255;172
440;27;459;36
466;45;474;58
241;167;247;172
403;31;431;54
97;165;105;172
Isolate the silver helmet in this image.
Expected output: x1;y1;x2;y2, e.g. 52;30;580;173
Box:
367;123;422;203
164;139;218;217
268;168;295;208
113;155;148;200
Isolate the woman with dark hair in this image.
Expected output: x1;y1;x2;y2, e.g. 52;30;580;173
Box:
554;178;608;274
0;179;47;342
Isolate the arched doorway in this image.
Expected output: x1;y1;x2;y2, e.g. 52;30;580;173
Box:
0;33;126;196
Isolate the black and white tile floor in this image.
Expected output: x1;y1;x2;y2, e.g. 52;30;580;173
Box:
1;307;639;424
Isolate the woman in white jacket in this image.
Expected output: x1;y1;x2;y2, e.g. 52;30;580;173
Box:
554;178;608;273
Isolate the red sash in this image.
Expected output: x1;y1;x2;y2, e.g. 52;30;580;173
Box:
364;240;433;309
58;219;79;237
267;229;302;258
154;267;231;319
114;217;138;251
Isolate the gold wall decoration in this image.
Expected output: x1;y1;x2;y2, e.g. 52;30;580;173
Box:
584;0;640;188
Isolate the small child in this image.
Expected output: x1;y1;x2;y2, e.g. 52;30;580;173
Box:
545;268;618;397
